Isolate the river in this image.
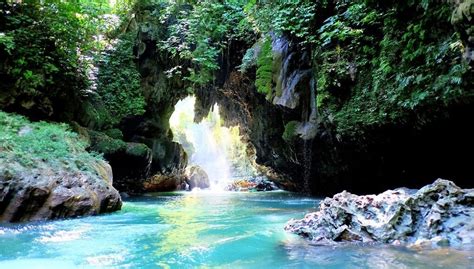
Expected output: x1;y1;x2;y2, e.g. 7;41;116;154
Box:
0;191;472;268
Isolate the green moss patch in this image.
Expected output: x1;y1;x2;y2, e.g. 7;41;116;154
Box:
0;111;103;172
256;38;274;96
282;121;300;142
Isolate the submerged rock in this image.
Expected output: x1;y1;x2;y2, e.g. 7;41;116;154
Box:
285;179;474;247
0;161;122;222
185;165;210;190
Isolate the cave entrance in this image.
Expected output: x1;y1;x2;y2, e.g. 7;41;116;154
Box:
170;96;257;190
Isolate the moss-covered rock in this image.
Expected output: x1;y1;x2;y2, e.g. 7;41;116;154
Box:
91;133;127;156
126;142;150;158
86;130;153;193
104;128;124;140
0;111;121;222
282;121;300;142
255;37;273;96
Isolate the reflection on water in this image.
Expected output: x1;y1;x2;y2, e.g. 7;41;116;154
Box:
156;194;208;260
281;239;474;269
0;191;473;269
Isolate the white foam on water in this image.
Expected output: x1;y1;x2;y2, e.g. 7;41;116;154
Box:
86;251;127;267
37;225;91;243
0;259;83;269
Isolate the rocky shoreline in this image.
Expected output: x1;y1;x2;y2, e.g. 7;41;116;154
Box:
0;112;122;222
0;161;121;222
285;179;474;247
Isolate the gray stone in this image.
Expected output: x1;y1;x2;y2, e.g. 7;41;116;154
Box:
225;176;279;192
185;165;210;190
285;179;474;247
0;160;122;222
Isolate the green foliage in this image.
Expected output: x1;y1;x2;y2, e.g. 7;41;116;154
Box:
96;31;145;126
0;1;127;118
255;38;273;95
0;2;87;116
103;128;124;140
0;33;14;54
0;1;140;123
238;47;256;73
88;130;127;155
2;0;471;149
126;143;150;157
0;110;103;172
148;1;253;87
312;0;473;137
282;121;300;142
244;0;324;43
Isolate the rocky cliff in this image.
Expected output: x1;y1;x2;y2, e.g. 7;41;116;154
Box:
193;35;315;190
190;1;474;195
2;1;473;198
78;0;474;195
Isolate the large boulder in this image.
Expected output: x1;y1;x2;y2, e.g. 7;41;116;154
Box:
73;122;188;194
86;129;152;194
0;161;122;222
185;165;210;190
143;174;186;192
0;111;122;222
285;179;474;247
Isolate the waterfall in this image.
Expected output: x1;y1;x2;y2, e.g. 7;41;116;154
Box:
301;78;317;194
270;35;318;193
297;78;318;140
186;119;232;190
170;96;256;190
302;138;313;194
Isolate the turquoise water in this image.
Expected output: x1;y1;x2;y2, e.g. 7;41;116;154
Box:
0;191;473;268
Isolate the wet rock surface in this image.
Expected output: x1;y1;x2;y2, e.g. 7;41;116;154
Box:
0;161;122;222
285;179;474;247
226;176;279;192
134;3;473;196
194;71;300;191
143;174;186;192
185;165;210;190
